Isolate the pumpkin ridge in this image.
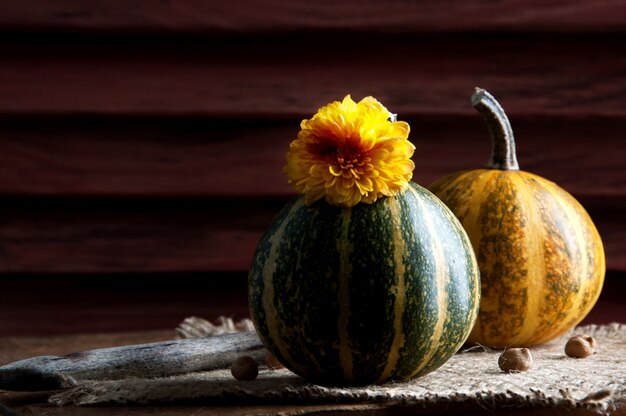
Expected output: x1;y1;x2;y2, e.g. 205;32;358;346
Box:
532;178;581;344
527;173;578;345
377;196;407;382
474;173;529;346
289;202;346;381
393;187;442;379
405;184;449;379
260;197;307;375
531;178;602;343
544;178;606;290
293;205;329;378
508;173;547;346
336;208;354;382
419;188;480;373
345;200;397;383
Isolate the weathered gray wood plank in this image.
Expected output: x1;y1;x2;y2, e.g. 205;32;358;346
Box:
0;331;263;391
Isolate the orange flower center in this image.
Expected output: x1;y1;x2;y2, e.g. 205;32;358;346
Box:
338;154;370;177
309;140;371;179
337;154;358;169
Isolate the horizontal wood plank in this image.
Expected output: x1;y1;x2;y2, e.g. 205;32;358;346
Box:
0;271;623;336
0;117;624;198
0;1;624;34
0;198;282;273
0;196;622;274
0;274;249;336
0;36;625;118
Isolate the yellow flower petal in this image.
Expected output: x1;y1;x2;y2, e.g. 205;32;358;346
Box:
284;95;415;207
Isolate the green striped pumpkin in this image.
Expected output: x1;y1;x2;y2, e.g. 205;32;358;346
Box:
248;182;480;386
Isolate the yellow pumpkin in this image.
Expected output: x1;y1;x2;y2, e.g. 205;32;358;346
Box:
429;88;605;347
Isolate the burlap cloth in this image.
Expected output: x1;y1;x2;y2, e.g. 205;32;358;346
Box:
50;320;625;413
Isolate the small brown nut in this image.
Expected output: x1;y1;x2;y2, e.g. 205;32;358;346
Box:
231;356;259;381
498;348;533;373
565;335;595;358
265;351;284;369
581;334;596;350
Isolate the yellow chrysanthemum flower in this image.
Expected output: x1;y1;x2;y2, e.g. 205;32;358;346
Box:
284;95;415;207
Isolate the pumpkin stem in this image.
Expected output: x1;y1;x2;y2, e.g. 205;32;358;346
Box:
471;88;519;171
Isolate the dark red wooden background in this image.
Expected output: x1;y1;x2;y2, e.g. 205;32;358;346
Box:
1;1;624;335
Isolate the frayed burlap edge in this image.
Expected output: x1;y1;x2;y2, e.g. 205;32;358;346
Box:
50;322;625;414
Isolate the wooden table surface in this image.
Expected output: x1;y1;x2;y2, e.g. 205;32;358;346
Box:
1;330;624;416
